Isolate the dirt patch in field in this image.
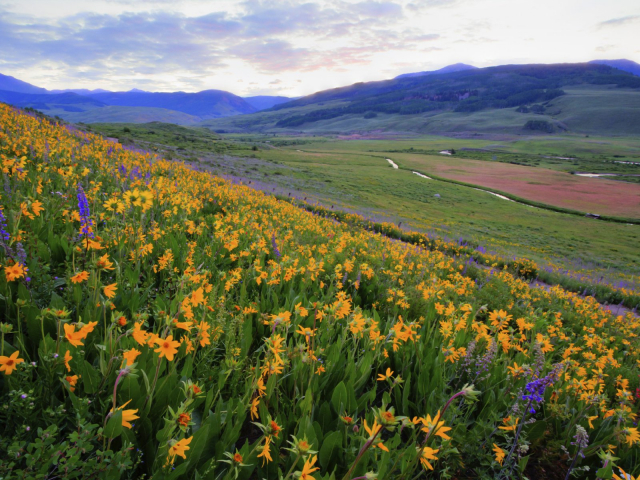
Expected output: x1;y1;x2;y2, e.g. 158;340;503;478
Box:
415;157;640;218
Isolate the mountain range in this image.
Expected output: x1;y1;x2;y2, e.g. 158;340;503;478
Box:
199;61;640;136
0;59;639;132
0;73;291;123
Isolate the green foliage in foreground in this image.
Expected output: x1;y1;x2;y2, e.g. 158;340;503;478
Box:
1;100;639;480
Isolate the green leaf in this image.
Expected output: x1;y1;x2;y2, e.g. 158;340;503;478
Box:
402;372;412;414
330;381;347;414
595;465;613;479
518;454;530;473
104;410;123;438
184;424;210;475
526;421;547;445
318;430;342;470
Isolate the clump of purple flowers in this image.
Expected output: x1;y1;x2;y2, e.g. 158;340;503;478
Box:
271;233;280;259
522;362;564;413
77;185;94;239
0;207;9;243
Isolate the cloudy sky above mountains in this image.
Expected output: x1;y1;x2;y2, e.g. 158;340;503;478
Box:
1;0;639;96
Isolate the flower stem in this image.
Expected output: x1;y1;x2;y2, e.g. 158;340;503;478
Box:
341;426;381;480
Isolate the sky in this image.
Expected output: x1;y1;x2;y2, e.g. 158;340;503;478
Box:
1;0;639;97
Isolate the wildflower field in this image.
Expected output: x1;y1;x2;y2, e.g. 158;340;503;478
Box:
0;103;639;479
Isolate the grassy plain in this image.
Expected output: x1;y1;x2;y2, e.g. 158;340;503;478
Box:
87;123;640;281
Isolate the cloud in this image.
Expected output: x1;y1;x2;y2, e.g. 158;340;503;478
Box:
229;39;312;72
239;0;344;36
596;44;615;52
350;1;404;18
597;15;640;28
406;0;458;11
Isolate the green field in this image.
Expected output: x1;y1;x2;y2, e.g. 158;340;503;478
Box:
86;122;640;284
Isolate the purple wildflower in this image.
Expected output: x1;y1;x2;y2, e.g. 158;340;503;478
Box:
271;233;281;259
0;207;10;242
77;185;94;239
522;363;564;413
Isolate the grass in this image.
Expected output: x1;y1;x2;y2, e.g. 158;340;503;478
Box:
2;102;640;480
86;122;640;285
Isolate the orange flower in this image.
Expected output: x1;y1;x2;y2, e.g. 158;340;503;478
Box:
64;324;85;347
257;436;272;465
78;321;98;338
168;436;192;461
233;452;243;463
154;335;180;361
110;399;139;428
493;444;505;465
122;348;141;367
377;367;393;381
132;321;149;345
5;263;26;282
96;254;114;271
63;350;72;372
65;374;80;392
103;283;117;299
190;287;205;307
250;397;260;420
300;454;320;480
269;419;282;438
0;351;24;375
419;446;439;471
71;271;89;283
177;413;191;427
31;200;44;216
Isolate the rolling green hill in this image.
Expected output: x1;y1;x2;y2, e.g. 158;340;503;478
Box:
199;63;640;136
60;105;201;124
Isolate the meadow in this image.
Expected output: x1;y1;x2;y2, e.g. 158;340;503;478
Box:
0;103;639;480
87;123;640;307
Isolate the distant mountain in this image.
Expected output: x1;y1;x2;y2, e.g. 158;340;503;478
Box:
395;63;477;79
243;95;292;111
0;73;47;94
0;90;106;109
86;90;257;119
589;59;640;77
199;62;640;135
49;88;111;95
60;106;201;125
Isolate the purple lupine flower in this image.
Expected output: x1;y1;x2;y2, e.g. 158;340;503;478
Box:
0;207;10;242
15;242;26;265
522;363;564;413
474;340;497;382
77;185;94;239
119;164;127;177
3;176;11;199
570;426;589;459
271;233;281;259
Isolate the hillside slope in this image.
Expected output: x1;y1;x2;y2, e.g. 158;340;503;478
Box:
0;73;47;94
199;63;640;135
0;102;639;479
88;90;257;119
590;59;640;76
243;95;292;111
395;62;477;79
